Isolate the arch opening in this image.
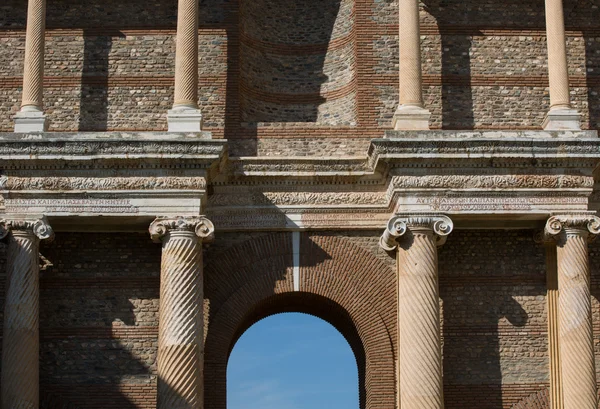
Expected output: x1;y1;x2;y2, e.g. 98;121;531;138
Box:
228;312;360;409
226;292;366;409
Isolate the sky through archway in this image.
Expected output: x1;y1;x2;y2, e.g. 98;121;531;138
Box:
227;312;360;409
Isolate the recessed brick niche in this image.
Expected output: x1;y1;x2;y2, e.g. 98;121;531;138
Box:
239;0;357;125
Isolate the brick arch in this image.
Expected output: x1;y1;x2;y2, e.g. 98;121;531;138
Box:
511;388;550;409
203;232;397;409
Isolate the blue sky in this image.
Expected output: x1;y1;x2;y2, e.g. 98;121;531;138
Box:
227;313;359;409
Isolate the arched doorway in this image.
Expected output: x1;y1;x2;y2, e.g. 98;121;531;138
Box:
227;312;360;409
203;232;397;409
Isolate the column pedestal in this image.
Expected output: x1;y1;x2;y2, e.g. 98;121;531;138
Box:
380;214;453;409
0;217;54;409
149;216;214;409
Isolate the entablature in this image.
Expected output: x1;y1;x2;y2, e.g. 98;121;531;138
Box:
1;130;600;231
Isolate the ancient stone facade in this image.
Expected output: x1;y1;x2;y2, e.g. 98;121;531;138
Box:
2;0;600;408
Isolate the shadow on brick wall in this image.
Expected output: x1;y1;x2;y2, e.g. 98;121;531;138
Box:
422;1;475;130
78;33;118;131
438;230;545;409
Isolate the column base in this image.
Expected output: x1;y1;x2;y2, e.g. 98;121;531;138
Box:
167;107;203;132
392;105;431;130
14;109;47;133
543;108;581;131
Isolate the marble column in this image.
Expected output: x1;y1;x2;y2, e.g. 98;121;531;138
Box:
542;0;580;130
544;214;599;409
0;217;54;409
14;0;48;132
380;214;453;409
149;216;214;409
392;0;430;130
168;0;203;132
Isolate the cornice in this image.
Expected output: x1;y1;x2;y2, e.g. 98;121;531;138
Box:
0;132;228;170
368;131;600;170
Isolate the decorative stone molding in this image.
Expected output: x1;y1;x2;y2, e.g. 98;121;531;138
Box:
391;175;594;190
544;214;600;239
379;214;453;251
3;176;207;191
149;216;215;243
0;217;55;241
208;191;388;207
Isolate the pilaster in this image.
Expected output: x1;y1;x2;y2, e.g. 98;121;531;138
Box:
0;216;53;409
149;216;214;409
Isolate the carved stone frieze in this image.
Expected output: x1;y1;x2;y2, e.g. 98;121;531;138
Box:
391;174;594;189
380;214;453;251
149;216;215;243
2;176;207;191
0;141;223;156
208;191;388;207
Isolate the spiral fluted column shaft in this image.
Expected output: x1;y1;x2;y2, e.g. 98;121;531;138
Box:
397;228;444;409
158;230;203;409
21;0;47;109
398;0;424;107
544;0;571;109
1;217;53;409
556;229;597;409
150;217;214;409
173;0;199;108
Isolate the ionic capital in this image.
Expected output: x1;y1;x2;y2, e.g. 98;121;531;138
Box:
380;214;453;251
544;214;600;240
149;216;214;243
0;216;54;241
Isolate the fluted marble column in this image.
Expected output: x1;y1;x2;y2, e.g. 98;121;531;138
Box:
167;0;203;132
14;0;48;132
392;0;430;130
0;217;54;409
149;216;214;409
542;0;580;130
380;214;453;409
544;214;599;409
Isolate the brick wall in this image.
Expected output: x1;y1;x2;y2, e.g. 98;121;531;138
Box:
2;0;600;135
